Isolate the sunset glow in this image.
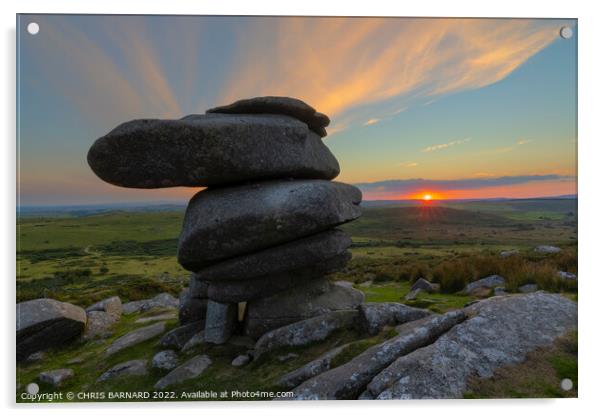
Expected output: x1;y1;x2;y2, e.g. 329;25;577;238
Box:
423;194;433;201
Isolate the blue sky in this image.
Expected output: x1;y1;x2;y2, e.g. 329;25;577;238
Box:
17;15;577;204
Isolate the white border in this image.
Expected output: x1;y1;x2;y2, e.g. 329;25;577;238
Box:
3;1;601;416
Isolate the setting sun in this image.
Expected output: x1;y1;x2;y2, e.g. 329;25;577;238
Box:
423;194;433;201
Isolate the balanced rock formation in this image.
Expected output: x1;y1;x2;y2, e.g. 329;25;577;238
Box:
87;96;362;345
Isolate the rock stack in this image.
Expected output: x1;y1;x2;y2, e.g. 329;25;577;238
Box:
88;96;364;343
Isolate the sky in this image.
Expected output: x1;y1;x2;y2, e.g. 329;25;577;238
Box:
17;15;577;205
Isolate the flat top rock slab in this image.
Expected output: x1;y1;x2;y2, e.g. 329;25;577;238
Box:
288;310;466;400
105;321;167;357
196;229;351;282
88;113;339;189
178;180;361;270
371;293;578;399
206;96;330;136
154;354;212;390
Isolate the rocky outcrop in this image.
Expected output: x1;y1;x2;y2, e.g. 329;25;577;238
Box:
17;298;87;361
254;310;359;356
369;293;577;399
288;311;467;400
358;302;431;335
122;293;179;315
86;296;122;317
88;96;360;345
245;279;364;338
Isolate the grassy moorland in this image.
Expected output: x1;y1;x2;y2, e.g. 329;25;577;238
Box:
15;198;578;401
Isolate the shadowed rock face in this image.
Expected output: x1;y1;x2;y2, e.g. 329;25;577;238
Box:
206;96;330;137
371;293;577;399
244;278;365;338
206;252;351;303
87;114;339;189
17;299;87;361
195;229;351;282
177;180;362;271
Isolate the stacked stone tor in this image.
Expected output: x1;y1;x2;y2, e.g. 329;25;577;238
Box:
87;96;364;343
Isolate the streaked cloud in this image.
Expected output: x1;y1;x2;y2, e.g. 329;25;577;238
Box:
355;174;574;198
364;118;381;126
400;161;419;168
423;138;471;152
517;139;533;145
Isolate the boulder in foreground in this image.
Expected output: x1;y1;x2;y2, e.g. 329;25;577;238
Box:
17;298;87;361
370;293;577;399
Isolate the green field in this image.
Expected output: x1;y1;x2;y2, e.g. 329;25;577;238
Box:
16;198;578;401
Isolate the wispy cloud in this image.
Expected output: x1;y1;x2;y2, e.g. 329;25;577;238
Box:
400;161;419;168
364;118;381;126
423;138;471;152
517;139;533;145
355;174;574;196
218;18;564;130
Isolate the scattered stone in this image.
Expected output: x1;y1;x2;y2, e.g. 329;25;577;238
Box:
206;253;350;303
410;278;436;293
558;271;577;280
278;353;299;363
181;331;206;352
206;96;330;136
493;287;508;296
135;312;178;324
26;351;45;362
154;355;212;390
105;322;167;357
370;293;577;399
463;275;506;295
160;322;204;349
334;280;354;288
204;301;237;344
122;300;147;315
500;249;519;257
88;113;338;189
288;311;466;400
231;354;252;367
141;293;179;311
84;310;119;340
358;302;431;335
66;356;85;365
255;310;359;356
279;344;349;389
177;180;361;270
97;359;148;382
534;245;561;254
86;296;122;318
17;298;87;361
519;284;538;293
404;288;422;301
245;278;364;338
152;350;179;371
38;369;74;387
